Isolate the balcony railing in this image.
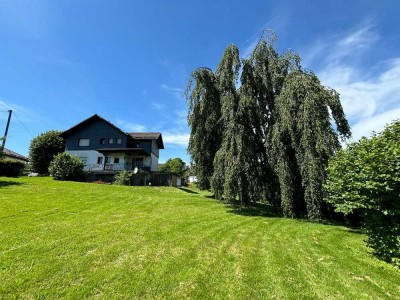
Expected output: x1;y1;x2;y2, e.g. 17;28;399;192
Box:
83;163;150;172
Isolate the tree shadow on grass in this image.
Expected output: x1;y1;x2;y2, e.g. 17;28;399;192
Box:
294;218;363;233
225;201;364;230
0;180;24;188
179;187;199;194
226;202;283;218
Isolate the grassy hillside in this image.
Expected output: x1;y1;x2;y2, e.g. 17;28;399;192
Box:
0;177;399;299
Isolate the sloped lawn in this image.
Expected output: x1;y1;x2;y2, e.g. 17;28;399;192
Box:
0;177;399;299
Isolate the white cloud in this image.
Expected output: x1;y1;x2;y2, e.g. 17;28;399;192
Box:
302;20;379;68
116;120;146;132
241;11;290;58
350;107;400;141
161;84;184;93
303;21;400;141
0;99;38;123
0;0;49;38
319;59;400;120
163;132;190;146
151;102;166;110
160;84;185;101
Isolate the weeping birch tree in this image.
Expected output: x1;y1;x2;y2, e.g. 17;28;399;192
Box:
186;34;351;218
186;68;221;189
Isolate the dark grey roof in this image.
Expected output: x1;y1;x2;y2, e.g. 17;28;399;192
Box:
129;132;164;149
3;148;29;162
60;114;164;149
60;114;129;138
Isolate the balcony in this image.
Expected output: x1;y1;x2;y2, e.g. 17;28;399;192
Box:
83;163;150;172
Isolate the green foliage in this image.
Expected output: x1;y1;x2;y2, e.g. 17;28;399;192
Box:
0;158;25;177
272;70;351;218
325;120;400;265
159;157;187;177
186;68;221;190
114;170;134;185
29;130;65;174
49;152;85;181
1;177;400;298
186;34;350;217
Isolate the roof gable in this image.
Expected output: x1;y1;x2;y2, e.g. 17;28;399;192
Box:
129;132;164;149
61;114;129;138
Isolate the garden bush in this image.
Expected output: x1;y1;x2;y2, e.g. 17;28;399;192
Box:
0;158;25;177
325;120;400;266
49;152;86;181
114;170;134;185
29;130;65;174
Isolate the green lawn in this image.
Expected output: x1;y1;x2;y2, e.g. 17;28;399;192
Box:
1;177;399;299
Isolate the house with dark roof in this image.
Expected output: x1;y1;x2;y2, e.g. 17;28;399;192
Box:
60;114;164;180
2;148;29;163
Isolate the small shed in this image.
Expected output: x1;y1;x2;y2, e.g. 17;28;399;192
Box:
151;172;182;187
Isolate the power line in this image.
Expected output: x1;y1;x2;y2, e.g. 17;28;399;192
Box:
13;112;34;138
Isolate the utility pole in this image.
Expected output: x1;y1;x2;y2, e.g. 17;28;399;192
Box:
1;110;12;153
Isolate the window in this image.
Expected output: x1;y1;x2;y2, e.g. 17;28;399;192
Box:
116;138;122;145
97;157;103;164
105;157;112;164
108;138;114;144
114;157;120;164
100;138;106;145
78;138;90;146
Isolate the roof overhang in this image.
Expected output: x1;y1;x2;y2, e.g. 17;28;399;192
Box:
129;132;164;149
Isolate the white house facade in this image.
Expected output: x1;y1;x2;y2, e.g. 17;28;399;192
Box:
60;114;164;175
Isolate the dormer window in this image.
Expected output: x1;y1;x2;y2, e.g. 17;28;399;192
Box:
78;138;90;146
108;138;114;144
100;138;106;145
116;138;122;144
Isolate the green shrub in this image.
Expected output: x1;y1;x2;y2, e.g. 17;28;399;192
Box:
0;158;25;177
114;170;134;185
49;152;86;181
325;120;400;266
29;130;65;174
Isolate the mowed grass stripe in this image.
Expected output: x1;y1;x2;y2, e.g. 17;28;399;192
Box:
0;177;399;299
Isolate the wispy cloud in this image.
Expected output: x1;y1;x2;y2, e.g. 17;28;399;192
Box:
302;20;379;68
160;84;185;101
162;132;190;146
302;20;400;142
241;10;291;58
0;99;38;123
351;108;400;141
116;120;146;132
161;84;184;93
151;102;166;110
154;109;189;147
0;0;50;39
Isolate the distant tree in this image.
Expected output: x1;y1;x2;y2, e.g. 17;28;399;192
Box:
49;152;85;181
325;120;400;266
159;157;187;177
29;130;65;174
186;68;221;189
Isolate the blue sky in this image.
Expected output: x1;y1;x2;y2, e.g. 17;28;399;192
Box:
1;0;399;163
